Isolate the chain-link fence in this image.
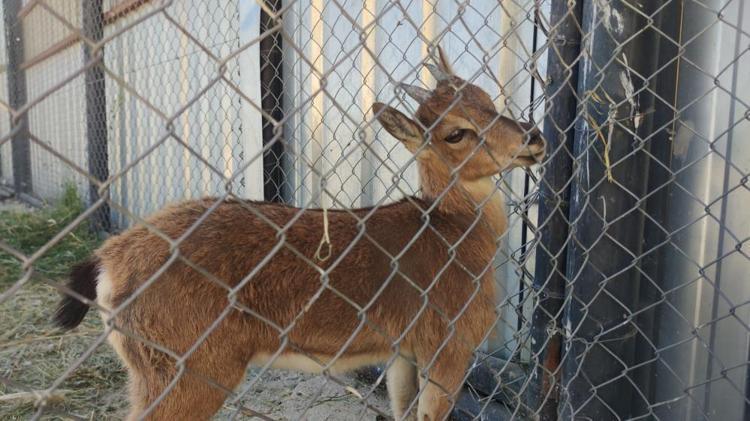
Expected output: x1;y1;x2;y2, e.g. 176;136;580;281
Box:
0;0;748;420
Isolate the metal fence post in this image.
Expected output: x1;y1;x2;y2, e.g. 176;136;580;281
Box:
632;0;683;414
3;0;32;196
82;0;110;232
260;0;287;203
559;0;667;418
528;1;582;419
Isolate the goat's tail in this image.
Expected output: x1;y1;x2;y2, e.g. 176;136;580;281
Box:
54;257;100;330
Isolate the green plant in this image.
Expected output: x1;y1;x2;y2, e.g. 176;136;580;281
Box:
0;184;100;286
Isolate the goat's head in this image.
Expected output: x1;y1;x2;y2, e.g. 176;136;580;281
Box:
373;46;545;182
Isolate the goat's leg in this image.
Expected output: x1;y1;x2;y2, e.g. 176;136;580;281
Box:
127;369;246;421
386;353;419;420
111;322;250;421
415;343;472;421
123;347;248;421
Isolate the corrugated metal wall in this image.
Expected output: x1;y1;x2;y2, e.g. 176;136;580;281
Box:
103;0;263;227
0;1;264;218
27;11;87;201
650;0;750;418
2;2;88;199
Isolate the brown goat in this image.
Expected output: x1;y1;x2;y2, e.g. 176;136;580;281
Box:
55;47;545;421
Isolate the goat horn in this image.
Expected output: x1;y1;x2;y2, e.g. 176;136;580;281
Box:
425;45;454;81
398;83;431;104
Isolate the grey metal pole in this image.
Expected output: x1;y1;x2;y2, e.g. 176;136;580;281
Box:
559;0;667;418
527;1;583;419
82;0;111;232
3;0;32;196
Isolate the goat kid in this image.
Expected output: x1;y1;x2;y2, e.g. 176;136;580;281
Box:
55;48;545;421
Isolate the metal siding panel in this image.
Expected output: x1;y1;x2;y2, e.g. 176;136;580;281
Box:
20;3;86;200
652;0;750;419
103;0;260;227
700;0;750;418
321;0;365;207
25;47;87;200
367;0;422;203
241;0;263;200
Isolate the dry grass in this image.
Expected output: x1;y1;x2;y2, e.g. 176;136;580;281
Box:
0;282;128;420
0;186;127;420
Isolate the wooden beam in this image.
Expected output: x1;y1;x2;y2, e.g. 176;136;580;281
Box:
19;33;80;71
17;0;38;20
103;0;150;26
18;0;151;30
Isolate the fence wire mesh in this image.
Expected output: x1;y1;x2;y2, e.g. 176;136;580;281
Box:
0;0;748;420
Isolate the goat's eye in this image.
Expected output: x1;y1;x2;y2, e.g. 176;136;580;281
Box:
444;129;465;144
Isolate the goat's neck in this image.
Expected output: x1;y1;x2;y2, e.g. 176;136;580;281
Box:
418;163;507;236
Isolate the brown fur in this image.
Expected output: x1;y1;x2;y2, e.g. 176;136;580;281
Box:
84;47;545;421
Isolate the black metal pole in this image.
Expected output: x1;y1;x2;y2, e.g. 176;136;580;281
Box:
82;0;110;232
3;0;32;196
527;1;582;419
559;1;667;419
632;0;683;415
259;0;286;202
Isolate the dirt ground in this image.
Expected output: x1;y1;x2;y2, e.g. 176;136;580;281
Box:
219;370;389;420
0;193;389;420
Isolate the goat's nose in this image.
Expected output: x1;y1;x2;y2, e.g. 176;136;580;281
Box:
518;121;535;132
528;130;545;147
519;121;544;147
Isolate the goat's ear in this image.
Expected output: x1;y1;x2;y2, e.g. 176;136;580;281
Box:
372;102;423;152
